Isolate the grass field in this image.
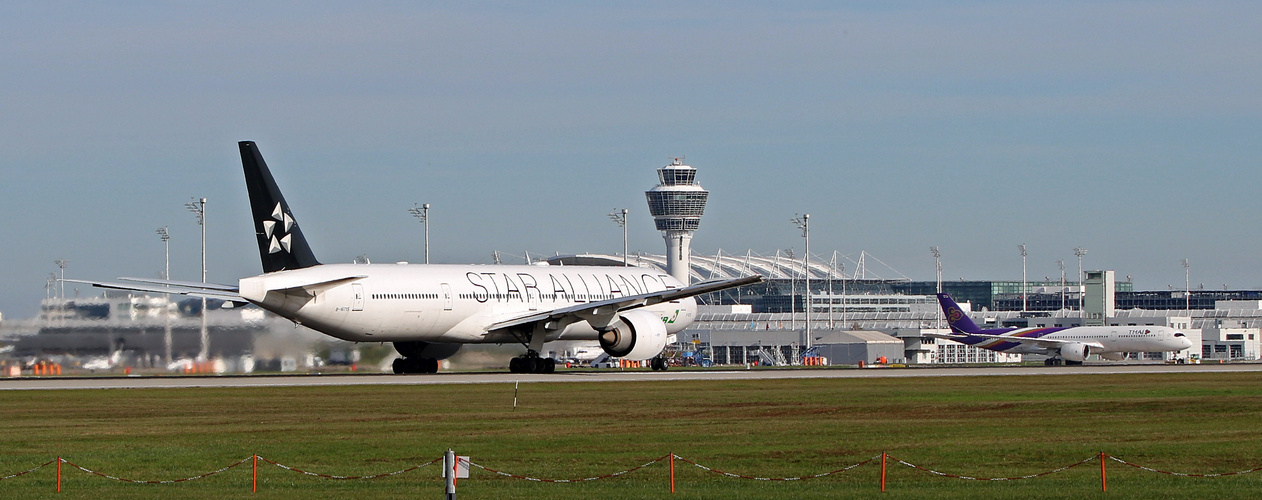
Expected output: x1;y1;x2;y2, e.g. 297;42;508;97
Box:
2;370;1262;498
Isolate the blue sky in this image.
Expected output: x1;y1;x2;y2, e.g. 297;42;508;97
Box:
2;1;1260;318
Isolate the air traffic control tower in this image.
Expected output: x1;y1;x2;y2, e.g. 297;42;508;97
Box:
646;158;709;284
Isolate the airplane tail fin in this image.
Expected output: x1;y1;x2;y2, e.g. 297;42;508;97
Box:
239;141;321;273
937;293;982;334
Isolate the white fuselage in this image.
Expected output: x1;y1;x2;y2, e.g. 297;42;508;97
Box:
238;263;696;344
978;326;1192;354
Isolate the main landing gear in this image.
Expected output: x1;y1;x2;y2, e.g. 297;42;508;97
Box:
1043;358;1083;366
393;357;439;374
649;356;670;371
509;351;556;374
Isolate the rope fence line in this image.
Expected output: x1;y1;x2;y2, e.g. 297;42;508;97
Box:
890;453;1099;481
673;453;881;481
61;456;251;484
4;451;1262;492
1109;455;1262;478
0;458;57;481
466;454;669;483
258;455;442;480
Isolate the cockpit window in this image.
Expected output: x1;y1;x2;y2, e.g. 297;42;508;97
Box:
1174;332;1186;337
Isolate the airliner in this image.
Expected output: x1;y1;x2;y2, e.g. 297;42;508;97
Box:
931;293;1193;365
76;142;761;374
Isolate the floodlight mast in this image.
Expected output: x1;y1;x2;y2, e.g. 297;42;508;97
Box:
1057;260;1066;311
186;197;208;361
931;247;941;330
156;227;172;365
54;259;69;300
156;227;170;280
608;208;628;267
1074;247;1087;314
52;260;68;328
792;213;811;351
1182;259;1190;316
1019;244;1027;313
408;203;431;264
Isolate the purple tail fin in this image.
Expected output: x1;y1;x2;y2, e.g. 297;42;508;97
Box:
937;293;982;334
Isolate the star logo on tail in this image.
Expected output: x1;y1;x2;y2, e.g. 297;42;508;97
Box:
263;202;296;254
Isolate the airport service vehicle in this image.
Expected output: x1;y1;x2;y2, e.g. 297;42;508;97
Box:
77;142;760;374
931;293;1194;365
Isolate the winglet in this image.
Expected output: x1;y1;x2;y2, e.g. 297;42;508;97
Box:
937;293;982;334
240;141;320;273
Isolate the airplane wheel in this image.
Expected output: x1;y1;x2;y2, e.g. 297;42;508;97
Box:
543;358;556;373
393;358;406;374
509;357;522;373
525;357;539;373
425;358;439;373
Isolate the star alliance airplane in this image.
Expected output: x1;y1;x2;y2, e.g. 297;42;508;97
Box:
931;293;1193;365
77;142;761;374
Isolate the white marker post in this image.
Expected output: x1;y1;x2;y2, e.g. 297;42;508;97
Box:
443;450;470;499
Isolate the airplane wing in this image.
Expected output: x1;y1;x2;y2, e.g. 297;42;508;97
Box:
927;331;1104;350
487;275;763;333
62;278;245;303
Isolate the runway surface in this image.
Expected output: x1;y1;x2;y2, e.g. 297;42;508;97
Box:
2;362;1259;390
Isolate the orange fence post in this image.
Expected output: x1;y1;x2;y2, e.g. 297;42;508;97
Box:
1100;452;1107;492
881;452;887;492
670;453;675;493
253;454;258;492
57;457;61;492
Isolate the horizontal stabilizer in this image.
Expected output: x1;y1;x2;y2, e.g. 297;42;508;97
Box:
63;279;244;303
117;277;239;292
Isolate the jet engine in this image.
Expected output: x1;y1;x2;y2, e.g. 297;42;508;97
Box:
1059;343;1091;362
393;341;462;360
598;309;668;361
1098;351;1126;361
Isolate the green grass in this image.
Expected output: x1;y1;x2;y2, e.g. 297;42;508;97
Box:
2;372;1262;498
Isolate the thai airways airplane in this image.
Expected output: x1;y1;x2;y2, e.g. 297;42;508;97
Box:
931;293;1193;365
76;142;761;374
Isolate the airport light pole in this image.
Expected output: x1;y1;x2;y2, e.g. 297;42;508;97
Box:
408;203;431;264
186;197;208;361
1074;247;1087;315
1019;244;1027;313
1058;260;1066;311
157;227;172;365
839;262;847;330
156;227;170;280
828;251;837;330
1182;259;1190;317
54;259;68;327
791;214;811;351
608;208;628;267
54;259;68;300
931;247;942;330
